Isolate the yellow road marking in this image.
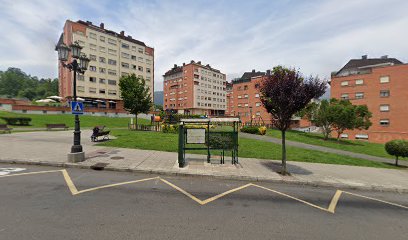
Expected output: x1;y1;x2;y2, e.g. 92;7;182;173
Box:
327;190;343;213
343;191;408;210
77;177;160;195
1;168;407;214
201;183;253;205
252;184;330;213
61;169;79;195
160;178;204;204
0;170;63;178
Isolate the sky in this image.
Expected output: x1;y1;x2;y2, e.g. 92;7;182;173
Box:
0;0;407;92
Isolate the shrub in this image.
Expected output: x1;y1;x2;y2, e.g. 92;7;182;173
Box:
162;124;179;134
258;126;267;135
240;126;260;134
208;133;234;149
385;140;408;166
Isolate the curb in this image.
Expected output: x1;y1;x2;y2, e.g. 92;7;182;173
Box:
1;158;408;194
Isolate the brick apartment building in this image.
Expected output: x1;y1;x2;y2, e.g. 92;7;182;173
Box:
331;55;408;143
163;61;227;115
57;20;154;111
228;70;273;125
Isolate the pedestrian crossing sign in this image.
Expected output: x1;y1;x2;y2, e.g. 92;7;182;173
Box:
71;101;84;115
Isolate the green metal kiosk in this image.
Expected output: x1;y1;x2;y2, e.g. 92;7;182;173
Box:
178;117;240;168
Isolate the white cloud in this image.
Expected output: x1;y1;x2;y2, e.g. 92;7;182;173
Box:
0;0;407;90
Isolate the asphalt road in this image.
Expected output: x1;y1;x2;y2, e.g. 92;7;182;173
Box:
0;164;407;240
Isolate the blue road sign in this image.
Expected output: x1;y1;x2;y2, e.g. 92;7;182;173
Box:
71;101;84;115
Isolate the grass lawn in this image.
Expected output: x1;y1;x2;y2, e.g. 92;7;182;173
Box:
266;128;392;159
98;129;399;169
0;110;149;129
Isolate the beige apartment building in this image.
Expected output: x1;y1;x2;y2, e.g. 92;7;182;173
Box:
57;20;154;110
163;61;227;115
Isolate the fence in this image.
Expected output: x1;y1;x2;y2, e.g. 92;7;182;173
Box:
128;123;162;132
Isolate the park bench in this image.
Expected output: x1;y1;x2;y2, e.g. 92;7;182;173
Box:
46;123;69;131
0;124;12;133
91;125;110;142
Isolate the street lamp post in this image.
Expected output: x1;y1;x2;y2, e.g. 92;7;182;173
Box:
56;41;90;162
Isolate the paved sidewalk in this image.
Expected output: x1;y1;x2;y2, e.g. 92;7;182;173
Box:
1;131;408;192
240;133;408;167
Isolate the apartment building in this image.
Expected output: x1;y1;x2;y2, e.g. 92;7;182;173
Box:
331;55;408;143
228;70;273;125
225;82;233;116
163;61;226;115
57;20;154;110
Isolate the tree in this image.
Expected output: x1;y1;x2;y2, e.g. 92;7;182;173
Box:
385;140;408;166
302;99;372;141
119;74;153;126
260;66;326;174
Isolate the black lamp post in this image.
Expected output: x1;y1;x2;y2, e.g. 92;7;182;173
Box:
56;41;90;160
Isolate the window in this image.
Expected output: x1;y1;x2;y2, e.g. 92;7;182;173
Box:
355;134;369;140
122;43;129;49
90;44;97;51
108;49;117;55
380;119;390;126
255;102;261;107
341;93;349;100
244;94;248;98
99;78;106;84
89;32;97;39
131;55;137;60
99;89;106;94
89;55;97;61
99;36;105;42
108;38;117;45
99;47;106;53
340;133;348;139
238;95;242;99
77;86;85;92
99;68;106;74
121;52;130;59
99;57;106;63
146;68;151;73
146;59;151;65
146;76;151;81
380;90;390;97
355;79;364;85
138;57;143;62
132;46;137;52
355;92;364;99
89;87;96;93
244;85;248;90
138;66;143;71
255;93;260;98
131;64;137;70
341;81;349;86
77;74;84;81
89;66;96;72
108;80;117;85
380;104;390;112
138;48;143;53
121;62;129;68
108;90;117;95
89;77;97;83
256;112;261;116
108;69;117;76
108;59;116;65
380;76;390;83
121;72;129;76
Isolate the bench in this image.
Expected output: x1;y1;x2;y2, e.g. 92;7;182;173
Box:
46;124;69;131
91;125;110;142
0;124;12;133
0;117;31;126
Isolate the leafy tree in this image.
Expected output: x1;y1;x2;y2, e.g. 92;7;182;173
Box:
119;74;153;126
385;140;408;166
302;99;372;141
0;67;59;100
260;66;326;174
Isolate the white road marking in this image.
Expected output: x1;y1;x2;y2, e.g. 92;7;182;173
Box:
0;168;26;176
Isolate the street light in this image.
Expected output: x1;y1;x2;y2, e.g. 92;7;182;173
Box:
55;41;91;162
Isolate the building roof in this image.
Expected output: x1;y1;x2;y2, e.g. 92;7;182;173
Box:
163;60;224;77
75;20;148;47
163;65;183;77
335;56;403;76
231;70;266;84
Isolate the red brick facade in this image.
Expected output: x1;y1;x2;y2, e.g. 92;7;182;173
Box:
331;62;408;143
